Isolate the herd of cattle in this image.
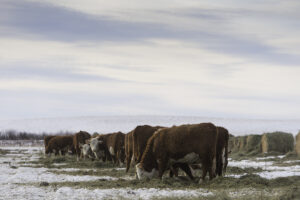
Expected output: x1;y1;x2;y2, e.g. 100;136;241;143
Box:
44;122;229;182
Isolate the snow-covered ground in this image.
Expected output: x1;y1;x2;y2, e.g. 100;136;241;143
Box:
0;146;214;200
0;116;299;135
1;145;299;199
228;158;300;179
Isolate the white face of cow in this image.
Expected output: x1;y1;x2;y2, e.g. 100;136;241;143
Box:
135;163;158;180
90;138;100;152
82;144;91;156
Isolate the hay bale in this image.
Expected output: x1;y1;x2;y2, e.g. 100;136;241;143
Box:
246;134;262;153
296;132;300;157
237;136;247;151
228;135;235;152
261;132;294;154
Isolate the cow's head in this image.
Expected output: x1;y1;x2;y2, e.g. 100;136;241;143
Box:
135;163;158;180
45;146;51;156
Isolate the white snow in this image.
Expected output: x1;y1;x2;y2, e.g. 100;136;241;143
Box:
228;159;300;179
53;187;213;200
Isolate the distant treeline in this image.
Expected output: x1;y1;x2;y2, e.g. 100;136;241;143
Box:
0;130;74;140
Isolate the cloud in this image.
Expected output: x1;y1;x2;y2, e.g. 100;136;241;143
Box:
2;0;300;67
0;0;172;42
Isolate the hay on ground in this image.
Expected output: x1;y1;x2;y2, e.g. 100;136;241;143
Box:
245;134;262;154
261;132;294;154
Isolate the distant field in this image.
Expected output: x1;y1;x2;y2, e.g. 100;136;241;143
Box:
0;143;299;199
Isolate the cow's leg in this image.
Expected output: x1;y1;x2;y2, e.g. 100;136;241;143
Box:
54;149;59;156
76;148;80;161
209;156;217;180
126;153;131;172
158;157;168;179
169;165;178;178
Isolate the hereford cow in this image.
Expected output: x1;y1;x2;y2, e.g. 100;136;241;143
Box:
105;132;125;166
45;135;74;156
88;136;107;160
216;126;229;176
96;133;113;162
80;143;95;160
73;131;91;161
136;123;218;182
125;130;134;172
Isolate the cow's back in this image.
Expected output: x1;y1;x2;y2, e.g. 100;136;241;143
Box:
152;123;218;161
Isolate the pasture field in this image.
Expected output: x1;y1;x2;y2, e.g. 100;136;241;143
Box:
0;145;299;200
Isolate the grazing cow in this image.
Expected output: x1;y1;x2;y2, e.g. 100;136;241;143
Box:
80;143;95;160
73;131;91;161
216;126;229;177
125;130;134;172
44;135;56;149
89;137;106;160
96;133;113;162
45;135;74;156
105;132;125;166
136;123;218;182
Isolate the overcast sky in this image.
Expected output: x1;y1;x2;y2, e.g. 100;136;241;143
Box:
1;0;300;120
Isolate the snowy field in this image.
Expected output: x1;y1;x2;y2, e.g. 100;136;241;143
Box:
0;144;299;200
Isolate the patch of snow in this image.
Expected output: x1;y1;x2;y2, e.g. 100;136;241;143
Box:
228;160;273;169
257;171;300;179
53;187;213;200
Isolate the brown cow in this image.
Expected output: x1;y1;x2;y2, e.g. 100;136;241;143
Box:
44;135;56;149
136;123;218;182
125;130;134;172
105;132;125;166
216;126;229;176
73;131;91;161
45;135;74;156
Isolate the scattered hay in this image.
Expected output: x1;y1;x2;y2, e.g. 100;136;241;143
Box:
261;132;294;154
296;132;300;158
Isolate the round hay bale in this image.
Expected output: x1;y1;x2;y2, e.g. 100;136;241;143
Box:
296;132;300;157
237;136;247;151
246;134;262;153
228;135;235;152
261;132;294;154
